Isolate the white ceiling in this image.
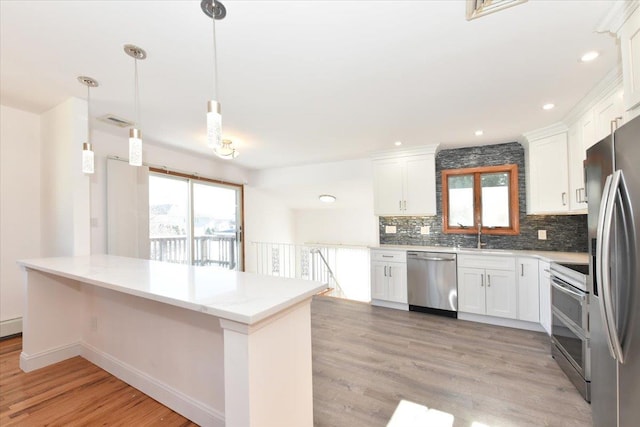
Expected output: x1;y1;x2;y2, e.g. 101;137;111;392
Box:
0;0;619;171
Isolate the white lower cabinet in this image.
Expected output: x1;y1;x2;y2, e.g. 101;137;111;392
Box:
538;260;552;335
516;257;540;322
457;255;517;319
370;250;407;307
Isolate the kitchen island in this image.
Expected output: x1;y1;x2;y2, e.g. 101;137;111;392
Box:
17;255;326;427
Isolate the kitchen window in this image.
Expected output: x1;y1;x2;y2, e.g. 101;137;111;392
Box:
148;169;243;270
442;164;519;235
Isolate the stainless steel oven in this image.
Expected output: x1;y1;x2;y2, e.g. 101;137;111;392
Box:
550;262;590;402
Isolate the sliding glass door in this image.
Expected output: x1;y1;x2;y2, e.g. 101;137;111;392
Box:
148;172;243;270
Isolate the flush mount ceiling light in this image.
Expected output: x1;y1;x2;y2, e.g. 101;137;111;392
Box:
580;51;599;62
542;103;555;110
77;76;99;174
201;0;229;157
466;0;528;21
215;139;239;159
475;130;484;136
124;44;147;167
394;141;402;146
319;194;336;203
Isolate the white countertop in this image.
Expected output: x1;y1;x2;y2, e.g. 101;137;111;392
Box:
371;244;589;264
18;255;327;325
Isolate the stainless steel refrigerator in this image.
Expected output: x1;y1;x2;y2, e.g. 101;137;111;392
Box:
586;114;640;427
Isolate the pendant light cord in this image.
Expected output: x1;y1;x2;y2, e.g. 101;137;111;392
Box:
86;85;91;143
134;57;141;127
212;0;219;100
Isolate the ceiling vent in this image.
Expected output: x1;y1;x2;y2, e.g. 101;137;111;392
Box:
97;114;135;128
466;0;527;21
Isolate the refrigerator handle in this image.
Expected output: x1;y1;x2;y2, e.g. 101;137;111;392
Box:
599;170;626;363
596;173;618;361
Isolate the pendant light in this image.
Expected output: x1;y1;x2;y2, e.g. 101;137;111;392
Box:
77;76;99;174
124;44;147;166
201;0;235;159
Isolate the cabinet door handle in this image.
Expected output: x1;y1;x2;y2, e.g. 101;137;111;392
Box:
521;264;524;277
487;274;491;287
382;255;393;258
389;266;392;277
399;200;402;210
562;192;567;206
481;275;484;287
384;266;387;277
403;200;407;210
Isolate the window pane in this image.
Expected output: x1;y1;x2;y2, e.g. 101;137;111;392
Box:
149;175;189;264
481;172;510;227
448;175;474;227
193;183;239;270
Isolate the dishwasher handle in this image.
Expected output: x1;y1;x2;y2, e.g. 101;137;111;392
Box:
407;252;456;262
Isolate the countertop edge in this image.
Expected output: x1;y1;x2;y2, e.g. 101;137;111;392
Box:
369;245;588;264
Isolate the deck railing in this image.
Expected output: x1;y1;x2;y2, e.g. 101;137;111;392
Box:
252;242;370;301
150;235;237;269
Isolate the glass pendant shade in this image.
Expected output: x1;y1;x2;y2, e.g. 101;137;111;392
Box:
129;128;142;166
207;100;222;149
82;142;95;174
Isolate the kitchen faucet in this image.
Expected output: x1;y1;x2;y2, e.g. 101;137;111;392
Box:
477;223;486;249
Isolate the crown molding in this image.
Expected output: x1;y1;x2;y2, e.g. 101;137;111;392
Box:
522;122;568;143
562;66;623;126
372;144;439;160
596;0;639;35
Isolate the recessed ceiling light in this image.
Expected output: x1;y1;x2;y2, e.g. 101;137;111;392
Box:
542;103;555;110
394;141;402;146
319;194;336;203
475;130;484;136
580;51;599;62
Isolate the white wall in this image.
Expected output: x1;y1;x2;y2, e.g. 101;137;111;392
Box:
0;105;41;334
249;158;377;246
243;186;295;273
40;97;90;257
294;208;377;246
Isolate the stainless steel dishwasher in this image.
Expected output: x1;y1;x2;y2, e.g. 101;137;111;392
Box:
407;251;457;318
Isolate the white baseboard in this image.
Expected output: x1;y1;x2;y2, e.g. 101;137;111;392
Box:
82;343;225;427
19;342;83;372
1;317;22;337
458;312;545;332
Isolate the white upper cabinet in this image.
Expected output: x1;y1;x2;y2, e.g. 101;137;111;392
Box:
524;125;570;214
594;87;626;143
619;5;640;114
372;146;438;216
567;121;587;213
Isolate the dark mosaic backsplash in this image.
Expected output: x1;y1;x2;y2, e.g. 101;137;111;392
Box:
379;142;588;253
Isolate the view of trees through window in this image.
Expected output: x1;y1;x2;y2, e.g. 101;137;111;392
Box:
148;173;242;269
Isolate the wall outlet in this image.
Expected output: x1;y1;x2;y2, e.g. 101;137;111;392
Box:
385;225;397;234
538;230;547;240
420;226;431;235
90;316;98;332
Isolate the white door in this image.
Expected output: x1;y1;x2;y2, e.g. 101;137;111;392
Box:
371;261;388;300
517;258;540;322
458;267;486;315
485;268;517;319
387;263;407;303
373;159;404;215
404;155;436;215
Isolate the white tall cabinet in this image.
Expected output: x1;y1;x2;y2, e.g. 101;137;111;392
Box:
372;146;438;216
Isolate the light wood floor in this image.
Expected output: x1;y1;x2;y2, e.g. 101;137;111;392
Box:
1;296;591;426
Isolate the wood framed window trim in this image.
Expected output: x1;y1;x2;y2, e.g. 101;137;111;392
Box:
442;164;520;236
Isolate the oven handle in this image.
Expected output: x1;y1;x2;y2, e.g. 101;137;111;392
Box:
551;277;586;301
